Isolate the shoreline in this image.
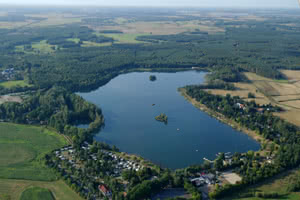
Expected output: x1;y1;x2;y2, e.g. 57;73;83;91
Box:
179;88;265;146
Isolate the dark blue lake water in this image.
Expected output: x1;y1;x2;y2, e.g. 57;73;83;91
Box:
78;71;260;169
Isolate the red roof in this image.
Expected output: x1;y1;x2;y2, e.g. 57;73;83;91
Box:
98;185;109;193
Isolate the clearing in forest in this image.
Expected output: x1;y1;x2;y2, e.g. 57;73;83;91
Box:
0;95;22;104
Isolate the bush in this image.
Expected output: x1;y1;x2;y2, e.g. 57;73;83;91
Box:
248;92;255;98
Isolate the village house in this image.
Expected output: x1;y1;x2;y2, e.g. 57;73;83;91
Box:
190;173;216;187
1;68;15;80
236;103;246;110
98;184;112;197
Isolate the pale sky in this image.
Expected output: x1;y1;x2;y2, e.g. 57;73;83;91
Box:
0;0;299;8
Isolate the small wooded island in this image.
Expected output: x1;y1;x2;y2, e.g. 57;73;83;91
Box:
155;113;168;123
149;75;157;81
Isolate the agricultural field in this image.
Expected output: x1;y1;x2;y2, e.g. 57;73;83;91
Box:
0;13;82;29
81;41;112;47
0;179;83;200
207;70;300;126
26;14;82;27
96;33;148;44
0;123;67;181
0;123;80;200
96;20;225;35
205;82;270;105
0;80;32;88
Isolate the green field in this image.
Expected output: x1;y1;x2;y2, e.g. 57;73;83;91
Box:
67;38;80;44
15;40;57;54
0;123;67;181
0;179;83;200
0;80;32;88
31;40;57;53
20;187;54;200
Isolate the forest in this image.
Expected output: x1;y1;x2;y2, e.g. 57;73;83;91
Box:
0;10;300;94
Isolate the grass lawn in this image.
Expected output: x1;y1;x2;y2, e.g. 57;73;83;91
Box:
0;80;32;88
0;123;67;181
20;187;54;200
0;179;83;200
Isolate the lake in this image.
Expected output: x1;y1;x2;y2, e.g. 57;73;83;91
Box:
78;71;260;169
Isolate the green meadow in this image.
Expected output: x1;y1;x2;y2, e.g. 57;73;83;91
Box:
0;80;32;88
20;187;54;200
0;123;67;181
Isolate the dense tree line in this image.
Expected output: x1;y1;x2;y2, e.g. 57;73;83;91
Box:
206;67;246;83
0;85;36;95
189;80;235;91
126;172;171;200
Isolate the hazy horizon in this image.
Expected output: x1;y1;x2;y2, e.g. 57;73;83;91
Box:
0;0;298;8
